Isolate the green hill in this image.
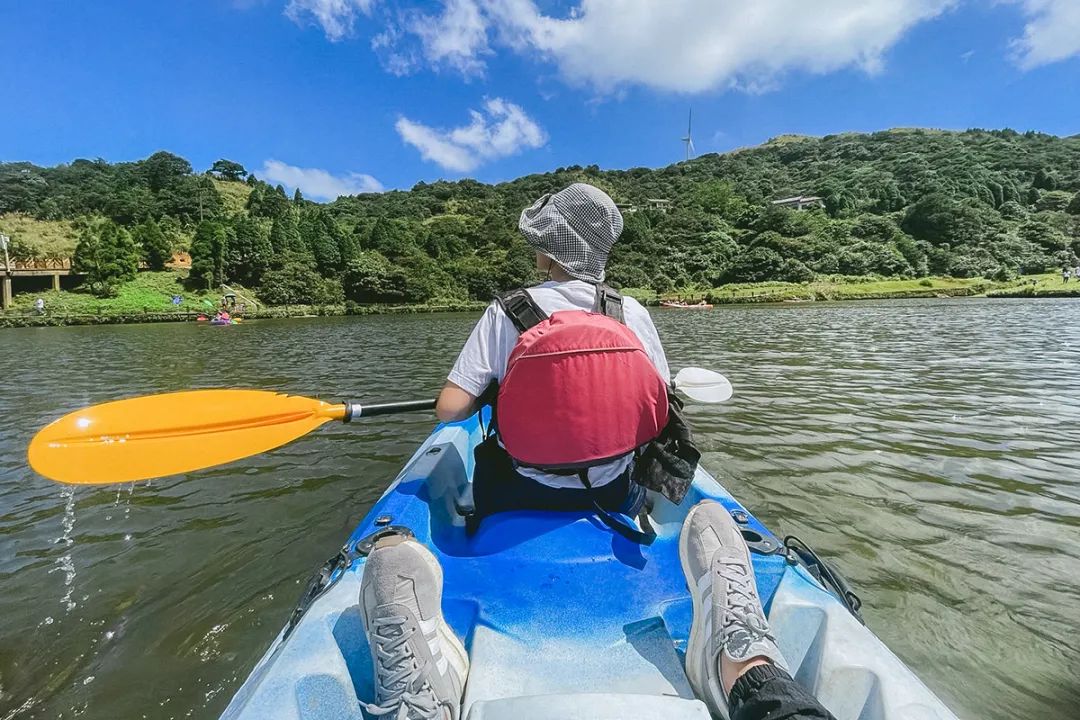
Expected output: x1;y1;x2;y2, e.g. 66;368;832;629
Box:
2;128;1079;308
0;214;78;257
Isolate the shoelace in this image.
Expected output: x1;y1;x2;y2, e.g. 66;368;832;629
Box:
716;560;777;658
363;615;443;720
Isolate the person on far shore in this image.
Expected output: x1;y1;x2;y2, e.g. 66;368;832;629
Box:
34;297;45;315
1063;267;1071;283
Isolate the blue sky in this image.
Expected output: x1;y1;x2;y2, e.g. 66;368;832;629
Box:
1;1;1078;199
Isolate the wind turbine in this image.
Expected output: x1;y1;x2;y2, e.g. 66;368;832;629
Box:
681;108;695;161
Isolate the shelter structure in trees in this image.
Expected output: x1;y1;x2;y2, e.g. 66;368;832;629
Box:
771;195;825;211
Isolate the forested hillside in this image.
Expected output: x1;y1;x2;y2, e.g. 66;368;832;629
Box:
2;128;1079;305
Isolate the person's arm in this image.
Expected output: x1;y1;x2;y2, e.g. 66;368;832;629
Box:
439;303;507;423
436;381;478;423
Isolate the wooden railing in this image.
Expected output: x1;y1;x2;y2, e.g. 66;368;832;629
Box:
8;257;75;271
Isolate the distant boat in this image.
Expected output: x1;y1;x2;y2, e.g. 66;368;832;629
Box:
661;300;713;309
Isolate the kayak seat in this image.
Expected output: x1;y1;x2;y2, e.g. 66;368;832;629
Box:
464;693;711;719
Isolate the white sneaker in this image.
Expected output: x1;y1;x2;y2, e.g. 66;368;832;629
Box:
360;536;469;719
679;501;787;719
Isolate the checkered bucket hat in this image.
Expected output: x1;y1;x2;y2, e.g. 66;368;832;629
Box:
518;183;623;283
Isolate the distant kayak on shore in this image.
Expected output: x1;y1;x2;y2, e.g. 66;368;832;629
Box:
661;300;714;309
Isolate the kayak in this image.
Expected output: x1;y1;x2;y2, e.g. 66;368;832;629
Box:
661;301;714;309
220;411;958;720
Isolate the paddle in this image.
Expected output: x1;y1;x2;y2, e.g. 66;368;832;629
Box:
672;367;734;404
28;369;732;486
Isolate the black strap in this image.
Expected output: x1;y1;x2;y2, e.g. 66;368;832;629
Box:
578;471;655;545
496;289;548;334
498;284;623;332
592;284;625;323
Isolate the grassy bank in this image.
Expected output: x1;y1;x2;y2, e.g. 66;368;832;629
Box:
0;271;486;328
3;271;1071;328
623;274;1058;306
986;275;1080;298
4;271;224;316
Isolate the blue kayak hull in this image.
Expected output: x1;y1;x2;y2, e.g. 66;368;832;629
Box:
221;414;957;720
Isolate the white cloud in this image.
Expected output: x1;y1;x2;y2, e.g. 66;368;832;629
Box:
408;0;491;76
371;0;957;92
285;0;376;41
1009;0;1080;69
260;160;383;199
395;98;547;172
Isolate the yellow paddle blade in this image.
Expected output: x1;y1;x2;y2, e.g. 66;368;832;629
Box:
28;390;347;485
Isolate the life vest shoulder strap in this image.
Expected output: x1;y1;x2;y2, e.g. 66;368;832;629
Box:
592;283;625;323
496;288;548;334
497;283;625;334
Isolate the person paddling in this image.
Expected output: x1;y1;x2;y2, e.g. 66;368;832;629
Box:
357;185;839;720
434;183;671;530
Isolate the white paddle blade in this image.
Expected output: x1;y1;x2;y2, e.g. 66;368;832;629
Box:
673;367;734;403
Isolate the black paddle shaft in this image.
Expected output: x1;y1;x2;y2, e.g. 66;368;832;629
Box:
343;399;436;421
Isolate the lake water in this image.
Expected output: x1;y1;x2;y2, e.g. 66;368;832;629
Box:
1;299;1078;720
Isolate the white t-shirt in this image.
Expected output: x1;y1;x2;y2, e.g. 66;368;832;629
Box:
448;280;671;489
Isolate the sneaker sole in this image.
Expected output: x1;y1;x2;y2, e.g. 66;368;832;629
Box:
679;502;735;720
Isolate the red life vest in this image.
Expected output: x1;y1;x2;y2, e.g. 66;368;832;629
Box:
494;285;670;469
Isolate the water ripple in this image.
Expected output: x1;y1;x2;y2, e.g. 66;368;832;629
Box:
1;301;1078;719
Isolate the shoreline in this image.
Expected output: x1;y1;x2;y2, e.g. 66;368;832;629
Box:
0;301;487;328
5;276;1079;328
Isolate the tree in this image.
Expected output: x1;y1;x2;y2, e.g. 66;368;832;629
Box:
310;224;341;275
189;220;227;289
259;262;342;306
1019;219;1068;253
337;229;361;267
342;252;408;303
156;175;222;222
246;182;290;219
269;215;289;256
0;165;48;214
778;257;815;283
226;216;272;286
132;217;171;270
283;211;306;256
422;215;473;258
269;212;304;257
73;219;139;296
299;208;342;274
1035;191;1073;213
725;247;784;283
902;194;996;247
837;241;912;276
1033;168;1058;191
695;181;749;222
366;217;414;257
999;200;1028;221
210;159;247;182
1068;192;1080;216
141;151;192;192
